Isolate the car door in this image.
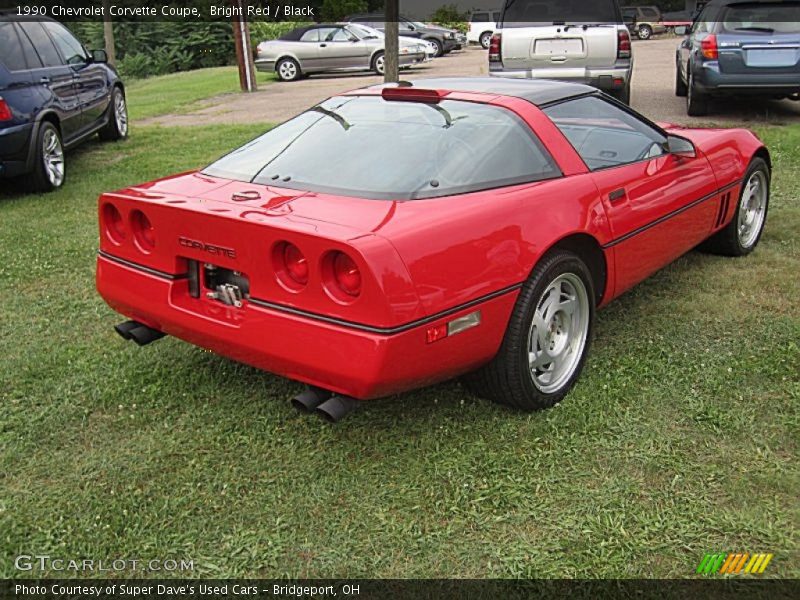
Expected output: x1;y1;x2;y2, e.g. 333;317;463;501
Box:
543;95;718;296
43;21;109;134
318;27;366;69
16;20;82;144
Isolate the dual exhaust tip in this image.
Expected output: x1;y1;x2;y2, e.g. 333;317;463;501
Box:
292;387;360;423
114;320;166;346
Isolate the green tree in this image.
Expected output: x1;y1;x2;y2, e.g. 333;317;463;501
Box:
320;0;368;21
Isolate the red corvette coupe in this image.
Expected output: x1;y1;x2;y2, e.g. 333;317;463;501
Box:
96;78;770;421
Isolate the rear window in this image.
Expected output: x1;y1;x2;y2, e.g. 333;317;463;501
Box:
501;0;622;26
0;21;26;71
720;2;800;34
204;96;561;201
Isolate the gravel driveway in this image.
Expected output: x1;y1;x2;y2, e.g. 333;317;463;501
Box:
143;37;800;127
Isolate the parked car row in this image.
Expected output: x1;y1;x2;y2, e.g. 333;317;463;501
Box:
255;16;467;82
485;0;799;116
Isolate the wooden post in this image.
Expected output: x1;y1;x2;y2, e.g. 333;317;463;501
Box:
101;0;115;64
231;0;257;92
384;0;399;83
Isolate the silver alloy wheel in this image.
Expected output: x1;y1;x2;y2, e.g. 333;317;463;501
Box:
639;25;652;39
527;273;590;394
375;54;385;74
114;91;128;137
42;128;64;187
738;170;767;248
279;60;297;80
480;32;492;49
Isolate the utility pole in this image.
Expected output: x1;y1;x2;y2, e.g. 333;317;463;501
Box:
101;0;115;64
231;0;257;92
384;0;399;83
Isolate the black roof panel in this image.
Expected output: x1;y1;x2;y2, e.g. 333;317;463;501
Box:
368;77;595;106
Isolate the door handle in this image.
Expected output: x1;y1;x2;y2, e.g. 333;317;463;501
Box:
609;188;627;202
39;76;50;84
320;43;327;47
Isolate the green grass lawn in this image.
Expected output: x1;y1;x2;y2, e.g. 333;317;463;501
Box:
126;67;276;121
0;124;798;579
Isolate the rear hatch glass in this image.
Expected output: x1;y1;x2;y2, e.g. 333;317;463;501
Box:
500;0;622;26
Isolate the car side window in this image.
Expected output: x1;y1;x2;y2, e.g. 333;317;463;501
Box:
472;13;489;22
43;22;87;66
18;21;63;67
492;12;501;22
316;27;338;41
330;28;352;42
299;29;320;42
0;21;27;71
543;96;667;171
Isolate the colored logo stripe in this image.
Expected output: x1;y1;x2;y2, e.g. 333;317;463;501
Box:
698;553;774;575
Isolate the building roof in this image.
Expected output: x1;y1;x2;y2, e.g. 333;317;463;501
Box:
370;77;595;106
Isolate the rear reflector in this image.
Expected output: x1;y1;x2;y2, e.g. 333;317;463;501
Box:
426;311;482;344
0;98;11;121
381;87;446;104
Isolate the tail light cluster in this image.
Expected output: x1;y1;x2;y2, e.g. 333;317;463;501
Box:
488;33;502;63
0;97;12;121
617;29;631;59
701;34;718;60
273;241;363;301
101;203;155;253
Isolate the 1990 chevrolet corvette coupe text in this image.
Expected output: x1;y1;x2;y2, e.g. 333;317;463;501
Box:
96;78;770;421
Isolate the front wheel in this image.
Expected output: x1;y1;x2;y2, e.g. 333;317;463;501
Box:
700;158;770;256
427;38;444;57
372;52;385;76
99;86;129;141
463;251;595;411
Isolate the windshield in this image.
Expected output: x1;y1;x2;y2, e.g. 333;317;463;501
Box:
203;96;561;201
347;24;380;38
501;0;622;27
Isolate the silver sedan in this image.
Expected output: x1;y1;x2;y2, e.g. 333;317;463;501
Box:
256;23;429;81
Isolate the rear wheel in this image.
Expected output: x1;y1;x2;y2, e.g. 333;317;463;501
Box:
700;158;770;256
638;24;653;40
463;251;595;411
372;52;385;76
687;69;709;116
612;82;631;105
28;121;65;193
675;61;688;97
276;57;301;82
480;31;493;49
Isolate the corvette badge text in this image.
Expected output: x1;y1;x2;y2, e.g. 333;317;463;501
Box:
14;554;194;573
179;236;237;259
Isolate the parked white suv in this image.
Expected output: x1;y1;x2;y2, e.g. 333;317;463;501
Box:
489;0;634;104
468;9;501;49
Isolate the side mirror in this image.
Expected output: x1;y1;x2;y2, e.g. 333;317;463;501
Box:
92;49;108;63
349;36;359;42
407;25;415;31
668;134;696;158
674;25;688;36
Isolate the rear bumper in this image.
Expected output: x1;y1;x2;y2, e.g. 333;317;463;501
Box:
490;63;633;89
97;254;516;400
0;122;34;178
694;62;800;95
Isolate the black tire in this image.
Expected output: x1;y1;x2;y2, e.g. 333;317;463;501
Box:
700;157;770;257
638;24;653;40
480;31;493;49
98;86;128;141
463;251;596;411
276;57;302;82
427;38;444;57
675;61;688;97
27;121;65;193
371;51;385;76
687;69;709;116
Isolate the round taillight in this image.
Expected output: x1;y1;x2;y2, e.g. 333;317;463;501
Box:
273;241;308;292
283;243;308;285
333;252;361;297
102;203;125;244
130;210;155;253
